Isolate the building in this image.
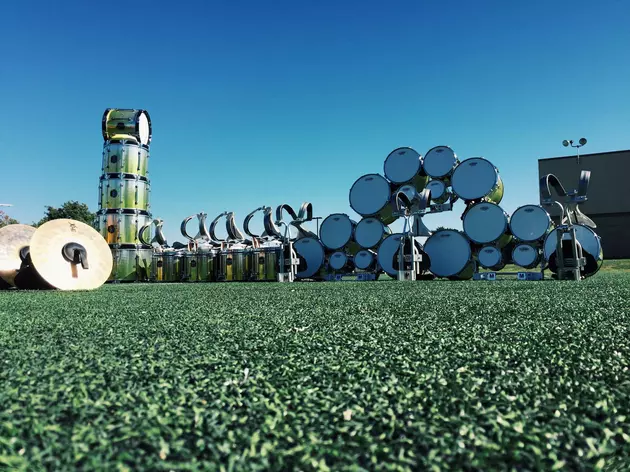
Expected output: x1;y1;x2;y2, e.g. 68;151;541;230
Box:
538;150;630;259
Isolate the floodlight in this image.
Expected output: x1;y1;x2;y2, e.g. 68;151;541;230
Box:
562;140;569;147
579;137;587;146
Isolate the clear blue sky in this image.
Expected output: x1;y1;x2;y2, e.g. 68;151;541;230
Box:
2;0;629;243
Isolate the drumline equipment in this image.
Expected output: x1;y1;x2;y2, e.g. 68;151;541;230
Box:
328;251;354;273
451;157;504;204
152;250;183;282
217;248;249;282
383;147;429;192
422;146;459;179
181;251;218;282
353;217;391;249
509;204;554;243
249;246;281;282
102;141;150;177
543;224;603;278
477;245;506;271
293;237;326;279
97;209;152;245
462;202;512;248
512;243;544;269
349;173;397;225
102;108;152;146
377;233;428;278
424;229;474;280
0;224;36;287
425;180;451;204
112;246;153;282
319;213;356;251
353;249;378;271
99;173;150;212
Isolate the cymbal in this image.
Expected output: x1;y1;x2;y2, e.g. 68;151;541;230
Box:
0;224;36;287
28;219;113;291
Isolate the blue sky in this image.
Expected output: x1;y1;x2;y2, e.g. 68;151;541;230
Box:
2;0;629;243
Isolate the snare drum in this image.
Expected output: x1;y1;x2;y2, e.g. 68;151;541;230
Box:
512;243;544;269
422;146;459;179
99;174;150;211
102;141;150;177
424;229;474;279
509;205;554;243
110;246;153;282
294;237;326;279
328;251;354;273
463;202;512;247
425;180;451;204
477;245;506;271
451;157;504;204
353;217;390;249
102;108;152;146
543;225;603;278
152;251;183;282
377;233;427;278
97;209;151;245
349;174;397;225
250;246;280;281
217;248;249;282
354;249;378;271
319;213;356;251
383;147;429;192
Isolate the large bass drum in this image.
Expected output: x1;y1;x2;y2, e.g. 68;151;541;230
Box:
383;147;428;192
543;225;603;278
463;202;512;248
319;213;359;253
354;249;378;271
424;229;474;280
349;174;397;225
451;157;504;204
250;246;280;281
509;204;554;243
110;246;152;282
99;174;150;212
512;243;545;269
425;179;451;204
422;146;459;179
102;141;150;178
294;237;325;280
102;108;152;146
377;233;428;278
98;209;151;245
353;217;391;249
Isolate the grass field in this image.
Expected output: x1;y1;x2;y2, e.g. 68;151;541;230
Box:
1;270;630;470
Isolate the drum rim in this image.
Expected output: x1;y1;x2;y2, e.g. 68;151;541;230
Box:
349;173;392;216
102;108;153;146
426;179;447;195
509;204;552;242
424;229;472;277
103;140;148;151
329;251;349;269
383;146;422;184
294;237;325;277
319;213;354;250
114;244;154;250
423;145;457;177
354;249;375;269
451;157;499;200
98;208;151;216
462;201;509;244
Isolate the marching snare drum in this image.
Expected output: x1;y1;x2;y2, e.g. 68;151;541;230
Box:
102;141;150;177
512;243;544;269
354;249;378;271
477;245;506;271
349;174;397;225
451;157;504;204
319;213;356;251
463;202;512;247
294;237;325;279
250;246;280;281
543;224;603;277
422;145;459;179
99;174;150;211
377;233;427;278
425;179;451;204
218;248;249;282
110;246;153;282
152;251;183;282
353;217;391;249
424;229;474;279
98;209;151;245
328;251;354;273
383;147;429;192
509;204;554;243
102;108;152;146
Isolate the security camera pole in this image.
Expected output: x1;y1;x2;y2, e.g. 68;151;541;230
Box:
562;137;587;165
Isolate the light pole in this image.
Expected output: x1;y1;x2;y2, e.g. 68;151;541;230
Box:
562;138;587;164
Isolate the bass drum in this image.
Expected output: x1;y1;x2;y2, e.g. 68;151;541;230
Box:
354;217;391;249
383;147;428;192
349;174;397;225
477;245;506;271
99;173;150;212
543;225;603;278
377;233;428;278
512;243;544;269
451;157;504;204
424;229;474;280
509;204;554;243
102;141;150;178
426;179;451;204
102;108;152;146
152;251;183;282
328;251;354;273
250;246;280;281
463;202;512;248
110;246;152;282
98;209;151;245
319;213;358;253
294;237;326;279
354;249;378;271
422;145;459;179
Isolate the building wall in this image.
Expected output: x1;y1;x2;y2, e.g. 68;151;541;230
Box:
539;150;630;259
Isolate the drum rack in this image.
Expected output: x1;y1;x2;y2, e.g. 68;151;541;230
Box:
324;272;378;282
472;269;545;281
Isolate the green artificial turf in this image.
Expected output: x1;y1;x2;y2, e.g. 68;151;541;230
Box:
1;274;629;471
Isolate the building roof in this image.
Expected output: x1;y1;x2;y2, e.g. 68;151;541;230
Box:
538;149;630;162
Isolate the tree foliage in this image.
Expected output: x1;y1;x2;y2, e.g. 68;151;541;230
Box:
36;201;96;227
0;210;19;228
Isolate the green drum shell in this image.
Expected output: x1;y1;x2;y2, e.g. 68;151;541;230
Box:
99;174;150;212
250;247;280;281
197;252;217;282
485;175;504;205
378;202;397;226
153;253;182;282
102;142;150;177
219;250;249;282
98;210;151;245
110;247;152;282
102;109;152;145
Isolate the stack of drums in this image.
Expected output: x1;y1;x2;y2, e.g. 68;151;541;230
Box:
96;109;153;282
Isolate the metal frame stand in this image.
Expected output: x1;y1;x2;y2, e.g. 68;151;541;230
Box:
276;222;298;282
554;225;586;281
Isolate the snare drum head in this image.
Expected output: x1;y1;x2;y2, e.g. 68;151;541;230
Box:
349;174;391;217
294;237;325;278
426;180;446;199
329;251;348;270
320;213;354;250
510;205;552;242
478;245;501;269
384;147;422;184
354;217;385;248
463;202;508;244
424;230;472;277
423;146;457;178
377;233;405;277
512;244;538;267
354;250;375;270
543;225;602;262
451;158;498;201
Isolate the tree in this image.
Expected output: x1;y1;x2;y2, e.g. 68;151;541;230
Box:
36;201;97;227
0;210;19;228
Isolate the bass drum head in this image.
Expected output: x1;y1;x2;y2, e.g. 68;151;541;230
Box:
510;205;552;242
354;250;376;270
349;174;391;217
512;243;540;268
543;225;603;277
329;251;349;270
354;217;386;249
463;202;508;244
451;158;499;201
377;233;404;277
424;230;472;278
423;146;457;178
478;245;502;269
294;237;325;279
319;213;354;250
384;147;422;184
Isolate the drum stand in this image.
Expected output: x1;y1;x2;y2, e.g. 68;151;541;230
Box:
276;221;298;283
393;188;431;281
411;201;454;237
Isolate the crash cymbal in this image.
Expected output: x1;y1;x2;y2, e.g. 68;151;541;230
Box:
0;224;36;287
28;219;113;291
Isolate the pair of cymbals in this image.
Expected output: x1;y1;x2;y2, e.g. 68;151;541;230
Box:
0;219;113;291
